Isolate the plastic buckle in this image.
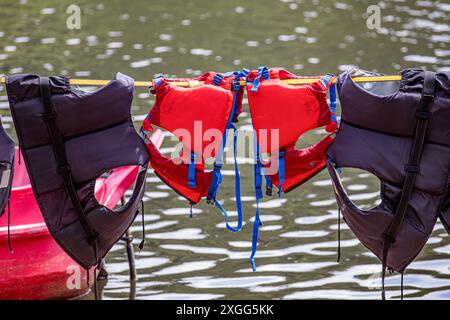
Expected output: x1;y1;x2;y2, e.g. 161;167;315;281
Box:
57;164;71;174
422;92;434;102
41;111;57;121
206;197;215;205
415;111;430;119
404;164;420;173
382;232;396;244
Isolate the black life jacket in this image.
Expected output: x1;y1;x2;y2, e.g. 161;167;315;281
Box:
0;116;14;216
6;73;149;269
326;68;450;298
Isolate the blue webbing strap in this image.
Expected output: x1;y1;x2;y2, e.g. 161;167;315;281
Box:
211;124;243;232
321;73;333;88
250;66;270;92
321;73;337;123
278;150;285;197
329;82;339;173
153;77;163;88
231;68;249;122
250;140;264;271
329;83;337;123
207;70;248;232
188;152;196;188
213;73;223;86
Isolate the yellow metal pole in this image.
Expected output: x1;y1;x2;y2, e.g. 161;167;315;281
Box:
0;75;402;87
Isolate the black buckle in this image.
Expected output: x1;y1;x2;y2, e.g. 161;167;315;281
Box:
382;232;396;244
41;111;57;121
404;164;420;173
57;164;71;174
422;92;434;102
416;111;430;119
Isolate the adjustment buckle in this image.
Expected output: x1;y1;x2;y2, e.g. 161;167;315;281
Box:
404;164;420;173
382;232;396;244
41;111;57;121
422;92;434;102
415;111;430;119
57;164;71;174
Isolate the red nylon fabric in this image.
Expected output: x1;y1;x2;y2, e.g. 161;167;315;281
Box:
247;69;336;191
146;143;212;204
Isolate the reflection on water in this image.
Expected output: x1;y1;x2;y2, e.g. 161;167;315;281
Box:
0;0;449;300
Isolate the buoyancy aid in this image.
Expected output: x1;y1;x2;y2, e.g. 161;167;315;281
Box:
6;73;149;269
0;116;14;216
326;68;450;299
141;71;247;229
246;67;337;269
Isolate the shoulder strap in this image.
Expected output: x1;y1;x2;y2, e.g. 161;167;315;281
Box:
380;70;436;299
39;77;98;245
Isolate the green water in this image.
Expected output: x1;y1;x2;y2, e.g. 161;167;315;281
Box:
0;0;449;300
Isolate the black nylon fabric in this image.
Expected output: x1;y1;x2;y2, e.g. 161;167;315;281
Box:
6;73;149;268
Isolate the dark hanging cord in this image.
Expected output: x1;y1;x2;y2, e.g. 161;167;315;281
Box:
93;267;98;300
94;265;98;300
400;271;404;300
7;200;13;253
86;267;90;288
337;207;341;263
18;145;21;165
188;202;194;219
93;239;99;300
381;248;388;300
138;199;145;251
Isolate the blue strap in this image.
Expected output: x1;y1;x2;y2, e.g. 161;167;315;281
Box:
278;150;285;197
213;74;223;86
188;152;196;188
153;77;163;88
250;201;261;272
250;139;264;271
321;73;334;88
329;83;337;122
207;70;249;233
209;125;243;233
250;66;270;92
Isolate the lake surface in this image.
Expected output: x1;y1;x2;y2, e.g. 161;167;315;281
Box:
0;0;449;300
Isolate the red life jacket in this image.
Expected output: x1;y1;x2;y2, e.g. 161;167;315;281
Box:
247;67;337;194
141;71;247;228
246;67;337;270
